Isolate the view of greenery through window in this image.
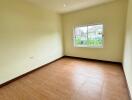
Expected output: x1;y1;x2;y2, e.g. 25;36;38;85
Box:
74;24;103;47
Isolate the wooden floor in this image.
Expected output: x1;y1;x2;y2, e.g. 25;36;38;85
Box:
0;57;130;100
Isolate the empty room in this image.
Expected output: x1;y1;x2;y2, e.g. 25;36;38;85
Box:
0;0;132;100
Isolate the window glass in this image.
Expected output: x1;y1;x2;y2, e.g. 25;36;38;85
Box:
87;25;103;47
74;26;88;47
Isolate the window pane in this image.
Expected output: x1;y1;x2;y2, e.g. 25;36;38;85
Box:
87;24;103;47
74;26;88;47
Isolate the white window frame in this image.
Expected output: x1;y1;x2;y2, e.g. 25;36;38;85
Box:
73;24;104;48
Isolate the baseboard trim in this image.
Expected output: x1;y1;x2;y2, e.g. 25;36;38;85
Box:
65;56;131;99
0;56;122;88
122;67;132;100
0;56;63;88
1;55;131;99
64;56;122;64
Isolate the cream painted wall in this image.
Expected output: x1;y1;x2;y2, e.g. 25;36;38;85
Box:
62;0;128;62
123;0;132;98
0;0;63;84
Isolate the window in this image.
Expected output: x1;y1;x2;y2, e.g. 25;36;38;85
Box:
73;24;104;48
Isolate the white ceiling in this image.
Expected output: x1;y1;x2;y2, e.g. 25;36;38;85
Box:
27;0;116;14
